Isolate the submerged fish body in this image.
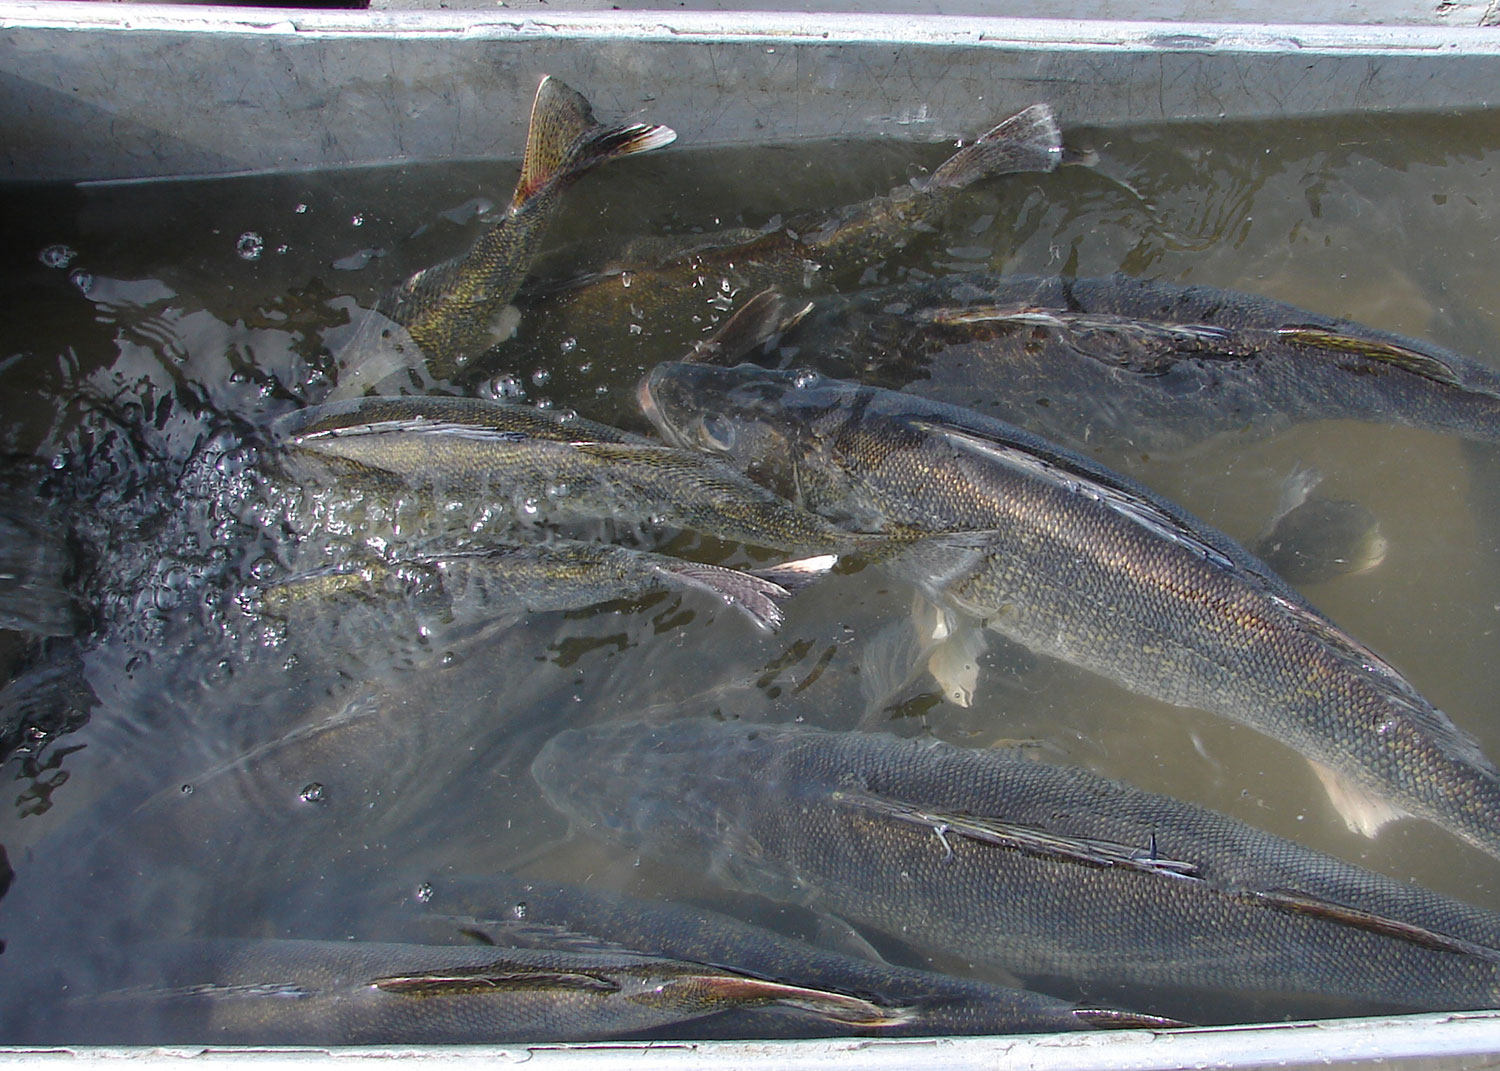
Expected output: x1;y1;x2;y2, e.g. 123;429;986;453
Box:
274;395;857;554
533;719;1500;1020
639;361;1500;858
769;273;1500;457
504;105;1062;409
265;538;828;634
30;938;924;1045
340;76;676;387
418;873;1175;1036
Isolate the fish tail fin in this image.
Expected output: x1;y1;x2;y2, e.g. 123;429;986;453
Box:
930;103;1063;190
513;76;676;209
653;560;795;632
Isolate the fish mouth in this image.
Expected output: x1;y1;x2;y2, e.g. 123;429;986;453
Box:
636;368;680;447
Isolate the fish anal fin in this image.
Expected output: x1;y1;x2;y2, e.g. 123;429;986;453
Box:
1307;759;1409;838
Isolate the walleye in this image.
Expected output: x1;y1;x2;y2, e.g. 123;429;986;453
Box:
274;395;859;554
638;361;1500;858
1250;467;1387;585
500;104;1062;413
533;719;1500;1022
416;872;1184;1036
333;76;676;391
762;273;1500;457
21;938;924;1045
265;538;830;634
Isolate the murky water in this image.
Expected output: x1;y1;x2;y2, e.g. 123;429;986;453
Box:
2;108;1500;1038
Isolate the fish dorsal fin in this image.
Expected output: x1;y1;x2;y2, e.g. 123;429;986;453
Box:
290;417;534;447
921;304;1251;374
1269;593;1498;774
832;790;1204;880
911;419;1239;572
1242;887;1500;964
1277;326;1488;396
373;961;622;996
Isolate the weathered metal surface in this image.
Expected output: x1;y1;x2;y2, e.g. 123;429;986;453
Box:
1;3;1499;181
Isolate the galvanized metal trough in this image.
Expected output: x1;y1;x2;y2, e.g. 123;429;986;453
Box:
2;2;1499;1066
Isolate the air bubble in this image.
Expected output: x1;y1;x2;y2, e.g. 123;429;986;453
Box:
300;782;327;804
350;213;366;227
560;337;578;355
511;901;529;920
236;232;265;260
69;269;93;295
792;369;820;389
493;374;525;399
39;244;76;269
415;882;434;903
294;203;309;214
180;784;194;796
531;368;551;386
521;497;541;516
620;272;633;289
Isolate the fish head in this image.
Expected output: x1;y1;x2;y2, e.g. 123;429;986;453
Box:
638;362;872;524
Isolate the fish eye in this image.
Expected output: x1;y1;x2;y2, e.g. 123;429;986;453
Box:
698;413;737;453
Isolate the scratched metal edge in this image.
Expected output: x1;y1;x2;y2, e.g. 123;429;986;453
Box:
0;1010;1498;1070
1;2;1499;180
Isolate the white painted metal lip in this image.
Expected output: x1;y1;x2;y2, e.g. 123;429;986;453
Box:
3;1011;1500;1069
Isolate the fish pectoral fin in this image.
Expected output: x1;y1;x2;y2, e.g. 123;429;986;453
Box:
1307;760;1410;838
372;963;621;996
651;559;794;632
513;77;676;208
922;603;988;708
668;973;913;1027
1243;887;1500;963
684;288;813;365
833;790;1204;880
930;103;1062;190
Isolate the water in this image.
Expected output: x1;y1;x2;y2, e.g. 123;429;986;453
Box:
2;108;1500;1038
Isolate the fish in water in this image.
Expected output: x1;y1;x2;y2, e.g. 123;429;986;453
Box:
638;361;1500;858
496;104;1063;417
18;938;926;1045
274;395;861;554
1250;466;1388;586
412;871;1184;1036
264;538;833;634
533;719;1500;1023
332;76;676;391
763;273;1500;459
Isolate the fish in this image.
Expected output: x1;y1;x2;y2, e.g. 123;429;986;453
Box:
638;361;1500;858
532;718;1500;1022
755;273;1500;458
263;538;834;634
19;938;928;1045
410;872;1185;1036
1249;467;1388;585
332;76;676;390
274;395;861;554
495;105;1062;417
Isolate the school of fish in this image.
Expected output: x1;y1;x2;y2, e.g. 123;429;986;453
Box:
3;75;1500;1045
